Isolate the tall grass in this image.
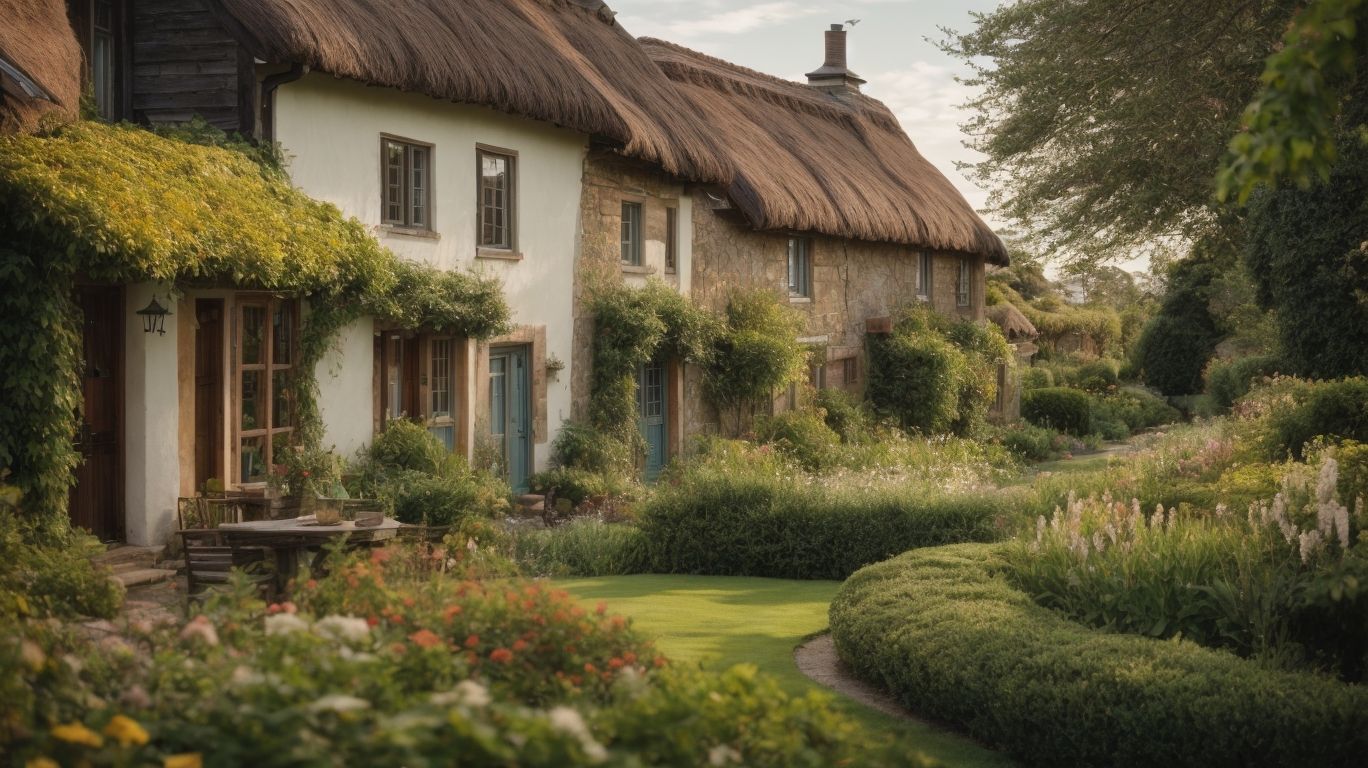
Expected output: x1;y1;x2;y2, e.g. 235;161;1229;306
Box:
513;519;649;577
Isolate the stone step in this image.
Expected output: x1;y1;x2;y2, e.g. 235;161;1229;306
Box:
93;545;166;570
516;494;546;513
113;568;179;588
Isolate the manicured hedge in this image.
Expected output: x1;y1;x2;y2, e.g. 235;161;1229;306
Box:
830;544;1368;768
639;477;1009;580
1021;387;1092;435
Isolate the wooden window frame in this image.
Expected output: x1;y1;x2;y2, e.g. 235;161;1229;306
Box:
664;206;678;274
476;144;518;252
917;253;932;299
957;258;972;307
787;236;812;299
70;0;130;122
621;201;644;266
380;134;434;232
842;357;859;385
232;296;297;487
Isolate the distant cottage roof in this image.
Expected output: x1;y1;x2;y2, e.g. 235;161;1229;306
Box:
988;302;1039;341
0;0;81;132
640;38;1008;264
201;0;730;184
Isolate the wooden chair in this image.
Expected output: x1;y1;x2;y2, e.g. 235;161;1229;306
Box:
176;529;273;604
177;494;246;530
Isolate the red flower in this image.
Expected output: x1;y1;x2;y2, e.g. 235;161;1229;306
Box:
366;615;380;627
304;579;318;590
443;605;463;623
464;634;480;648
512;639;528;652
595;601;607;615
608;657;625;670
489;647;514;664
409;629;443;649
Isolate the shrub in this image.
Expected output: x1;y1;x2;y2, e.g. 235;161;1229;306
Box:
1019;366;1053;390
550;421;627;473
995;423;1065;462
528;467;615;509
1075;358;1120;392
514;519;650;576
755;410;840;470
0;487;123;620
704;291;808;434
1264;377;1368;459
1205;354;1282;411
813;387;870;442
364;419;451;476
1021;387;1092;435
830;543;1368;768
384;470;483;527
640;473;1007;579
866;329;964;433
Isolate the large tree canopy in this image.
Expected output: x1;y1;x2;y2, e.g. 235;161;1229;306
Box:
944;0;1297;265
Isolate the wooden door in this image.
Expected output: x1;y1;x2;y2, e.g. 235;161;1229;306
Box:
194;299;224;491
638;359;668;481
69;286;123;541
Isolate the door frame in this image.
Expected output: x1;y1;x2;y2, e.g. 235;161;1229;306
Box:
192;298;225;492
637;357;669;481
69;283;126;541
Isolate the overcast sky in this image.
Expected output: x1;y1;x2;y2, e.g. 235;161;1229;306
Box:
611;0;1002;219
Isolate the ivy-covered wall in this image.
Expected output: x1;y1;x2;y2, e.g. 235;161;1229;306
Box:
0;121;510;533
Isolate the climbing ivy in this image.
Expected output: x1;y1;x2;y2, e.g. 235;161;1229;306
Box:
0;121;510;531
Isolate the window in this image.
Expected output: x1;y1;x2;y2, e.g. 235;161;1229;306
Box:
665;207;678;273
70;0;126;121
375;333;461;452
478;147;516;249
917;253;931;299
382;137;431;230
841;357;858;385
957;259;972;307
621;202;643;266
236;298;296;485
808;363;827;390
787;237;811;298
428;337;457;451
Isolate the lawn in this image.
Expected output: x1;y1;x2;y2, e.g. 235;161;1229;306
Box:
559;574;1012;768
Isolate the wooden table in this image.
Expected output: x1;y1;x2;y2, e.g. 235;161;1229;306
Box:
218;514;402;594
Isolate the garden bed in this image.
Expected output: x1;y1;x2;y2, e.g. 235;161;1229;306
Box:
830;543;1368;768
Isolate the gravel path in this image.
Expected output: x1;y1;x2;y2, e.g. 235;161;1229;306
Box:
793;633;916;720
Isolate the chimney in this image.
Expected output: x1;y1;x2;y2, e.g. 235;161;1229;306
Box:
805;23;866;94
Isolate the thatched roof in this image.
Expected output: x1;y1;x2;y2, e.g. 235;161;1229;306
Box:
988;302;1039;341
0;0;81;132
201;0;730;183
640;39;1008;264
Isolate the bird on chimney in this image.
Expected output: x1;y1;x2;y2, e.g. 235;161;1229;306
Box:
843;19;861;28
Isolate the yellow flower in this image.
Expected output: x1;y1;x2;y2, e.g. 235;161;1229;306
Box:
163;754;203;768
51;722;103;748
103;714;149;747
26;758;60;768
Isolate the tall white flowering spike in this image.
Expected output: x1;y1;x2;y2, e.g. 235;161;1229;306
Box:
1036;515;1047;544
1299;530;1324;564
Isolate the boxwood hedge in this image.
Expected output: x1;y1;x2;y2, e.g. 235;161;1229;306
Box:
639;477;1009;580
830;543;1368;768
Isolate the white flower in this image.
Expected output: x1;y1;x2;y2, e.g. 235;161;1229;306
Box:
454;680;491;708
708;745;742;766
314;615;371;644
310;694;370;713
265;613;309;636
231;665;264;686
1299;530;1324;564
548;706;606;763
180;615;220;646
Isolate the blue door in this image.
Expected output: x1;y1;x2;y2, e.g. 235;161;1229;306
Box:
638;360;668;480
490;346;531;493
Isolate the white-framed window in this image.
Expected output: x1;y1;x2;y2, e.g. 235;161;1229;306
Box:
621;202;643;265
787;237;812;298
917;253;932;299
382;137;432;230
478;146;517;249
957;258;972;307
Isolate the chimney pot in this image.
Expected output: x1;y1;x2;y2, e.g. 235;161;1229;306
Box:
806;23;865;93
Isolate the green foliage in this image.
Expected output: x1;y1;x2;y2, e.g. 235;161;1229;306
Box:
0;497;123;621
1136;244;1238;394
1074;359;1120;392
0;121;510;527
1089;388;1181;438
364;420;452;476
943;0;1293;264
993;423;1069;462
1021;387;1093;435
1206;354;1284;411
812;388;871;443
830;543;1368;768
1263;377;1368;459
1000;285;1122;353
639;469;1007;580
354;420;511;525
703;291;808;434
1219;0;1367;202
527;467;625;509
1019;366;1053;390
1242;106;1368;378
514;519;650;577
551;421;628;474
754;410;841;471
866;306;1009;436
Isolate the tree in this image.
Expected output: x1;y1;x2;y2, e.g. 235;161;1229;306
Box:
944;0;1298;265
1134;242;1236;395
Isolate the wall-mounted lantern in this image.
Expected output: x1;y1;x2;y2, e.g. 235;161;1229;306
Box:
136;296;173;335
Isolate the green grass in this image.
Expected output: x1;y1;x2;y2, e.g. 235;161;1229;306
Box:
558;574;1012;768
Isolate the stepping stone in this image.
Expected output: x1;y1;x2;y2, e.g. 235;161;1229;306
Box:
114;568;179;589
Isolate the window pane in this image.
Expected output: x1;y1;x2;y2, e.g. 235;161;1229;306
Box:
410;146;427;228
385;142;405;224
665;207;677;271
480;153;510;247
385;336;404;421
272;370;293;428
272;302;293;365
241;305;265;364
239;436;268;485
621;202;641;265
430;338;451;418
241;370;265;431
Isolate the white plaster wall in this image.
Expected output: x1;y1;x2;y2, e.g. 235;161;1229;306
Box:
274;75;588;472
313;314;374;461
124;281;180;546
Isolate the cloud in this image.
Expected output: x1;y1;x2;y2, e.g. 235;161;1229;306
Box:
617;1;820;40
